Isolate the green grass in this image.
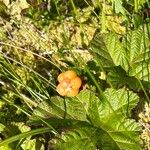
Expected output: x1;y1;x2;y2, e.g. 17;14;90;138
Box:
0;0;150;149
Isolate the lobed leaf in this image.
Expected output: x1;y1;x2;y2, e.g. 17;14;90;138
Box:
91;25;150;82
31;89;141;149
50;127;97;150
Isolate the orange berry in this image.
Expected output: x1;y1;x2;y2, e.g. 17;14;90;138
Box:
56;79;71;96
67;88;79;97
57;70;77;82
70;76;82;89
56;83;67;96
63;70;77;80
57;72;66;83
60;78;71;88
57;70;80;97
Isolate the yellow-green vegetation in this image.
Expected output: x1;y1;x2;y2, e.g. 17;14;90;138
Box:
139;103;150;150
0;0;150;149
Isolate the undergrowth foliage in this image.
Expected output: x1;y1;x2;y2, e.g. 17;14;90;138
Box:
29;89;141;149
0;0;150;150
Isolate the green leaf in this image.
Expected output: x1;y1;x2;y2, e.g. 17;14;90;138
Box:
50;127;97;150
108;68;150;91
111;0;126;15
107;66;150;91
88;88;141;150
91;32;128;69
90;33;115;68
107;66;128;88
99;88;139;119
0;145;12;150
31;95;86;121
30;90;100;122
126;76;150;91
38;89;141;149
123;26;150;81
21;139;44;150
91;25;150;82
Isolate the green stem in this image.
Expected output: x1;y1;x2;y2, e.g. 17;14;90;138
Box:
137;78;150;103
0;127;52;146
85;67;105;99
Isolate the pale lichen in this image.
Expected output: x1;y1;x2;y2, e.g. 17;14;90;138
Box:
139;103;150;150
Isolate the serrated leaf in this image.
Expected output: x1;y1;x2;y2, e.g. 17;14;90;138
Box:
123;26;150;81
50;127;97;150
88;88;141;150
36;89;141;150
98;88;139;119
107;66;150;91
126;76;150;91
90;33;115;68
91;32;128;69
30;90;99;121
91;25;150;82
87;89;141;149
107;66;128;88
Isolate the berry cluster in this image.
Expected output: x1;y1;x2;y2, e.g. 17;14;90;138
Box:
56;70;82;97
